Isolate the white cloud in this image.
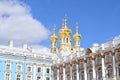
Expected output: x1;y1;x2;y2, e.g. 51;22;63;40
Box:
0;0;50;47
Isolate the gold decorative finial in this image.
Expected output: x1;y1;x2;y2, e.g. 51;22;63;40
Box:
76;22;78;34
62;14;67;28
53;24;56;36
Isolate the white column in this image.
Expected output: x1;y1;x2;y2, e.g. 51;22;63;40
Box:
92;59;96;80
51;67;54;80
33;63;36;80
63;66;66;80
102;55;106;80
76;64;79;80
84;62;87;80
42;64;45;80
70;64;72;80
113;54;117;80
57;69;59;80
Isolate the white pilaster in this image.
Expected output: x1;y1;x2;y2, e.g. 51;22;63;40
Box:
33;64;36;80
63;67;66;80
102;55;106;80
70;65;72;80
113;54;117;80
42;65;45;80
57;69;59;80
92;59;96;80
76;64;79;80
84;62;87;80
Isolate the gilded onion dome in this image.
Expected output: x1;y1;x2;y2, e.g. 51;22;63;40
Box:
50;24;58;53
59;16;72;38
50;24;58;42
73;22;81;41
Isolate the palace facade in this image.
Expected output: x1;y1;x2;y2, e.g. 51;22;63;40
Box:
51;17;120;80
0;16;120;80
0;41;54;80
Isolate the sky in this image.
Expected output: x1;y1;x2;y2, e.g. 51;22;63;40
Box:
0;0;120;49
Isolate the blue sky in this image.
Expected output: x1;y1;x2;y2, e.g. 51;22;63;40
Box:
21;0;120;48
0;0;120;49
22;0;120;47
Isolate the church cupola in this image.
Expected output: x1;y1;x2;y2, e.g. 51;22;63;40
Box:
59;16;72;52
73;22;81;53
50;24;58;53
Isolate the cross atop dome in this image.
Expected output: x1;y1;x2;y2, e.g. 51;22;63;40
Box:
62;15;67;28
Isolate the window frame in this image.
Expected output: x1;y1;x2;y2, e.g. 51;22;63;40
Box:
16;74;21;80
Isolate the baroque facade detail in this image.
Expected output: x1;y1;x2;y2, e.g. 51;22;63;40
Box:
51;17;120;80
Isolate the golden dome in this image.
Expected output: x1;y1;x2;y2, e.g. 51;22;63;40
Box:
59;16;72;38
50;24;58;42
50;35;58;42
73;22;81;41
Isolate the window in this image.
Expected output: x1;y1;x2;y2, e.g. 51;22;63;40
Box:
87;61;92;66
5;74;10;80
106;56;112;62
46;77;49;80
6;64;10;70
17;65;22;71
66;38;68;43
27;76;31;80
27;66;31;72
16;74;21;80
80;63;84;68
66;74;70;80
97;58;101;64
72;65;76;69
89;69;93;80
81;71;84;80
97;67;102;79
37;76;41;80
117;54;120;59
72;73;76;80
46;68;50;73
38;67;41;73
107;65;113;78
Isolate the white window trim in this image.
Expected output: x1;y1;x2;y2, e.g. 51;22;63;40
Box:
16;64;22;71
4;73;11;80
16;74;22;80
27;65;32;73
37;66;41;73
6;63;11;71
46;67;50;74
27;75;32;80
37;76;41;80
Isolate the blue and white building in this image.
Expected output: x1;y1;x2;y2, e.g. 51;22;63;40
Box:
0;17;120;80
0;40;54;80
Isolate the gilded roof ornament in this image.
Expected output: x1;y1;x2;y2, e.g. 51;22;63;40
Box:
76;22;79;34
62;15;67;28
53;24;56;36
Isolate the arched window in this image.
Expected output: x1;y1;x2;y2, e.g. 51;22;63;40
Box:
97;58;101;64
80;63;84;68
105;55;112;62
66;38;68;43
66;66;70;80
66;74;70;80
107;65;113;78
117;54;120;59
81;71;84;80
72;73;76;80
88;69;93;80
97;67;102;79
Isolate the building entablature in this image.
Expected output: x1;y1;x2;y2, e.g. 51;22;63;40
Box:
0;45;55;61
